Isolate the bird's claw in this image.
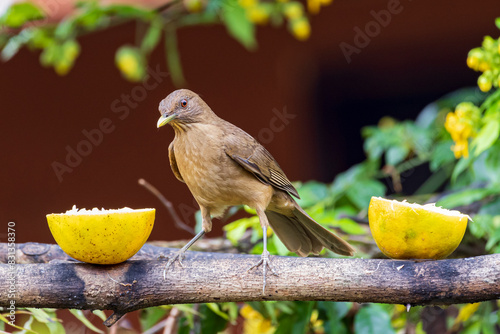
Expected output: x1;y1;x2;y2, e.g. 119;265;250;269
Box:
163;250;186;280
247;250;278;294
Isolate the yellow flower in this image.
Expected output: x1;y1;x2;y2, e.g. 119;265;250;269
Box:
478;61;490;72
466;55;479;71
246;5;269;24
478;75;492;92
444;103;479;159
115;47;145;82
307;0;333;14
239;0;257;8
283;2;303;20
310;309;324;333
452;303;481;332
117;54;137;74
184;0;204;12
290;17;311;41
240;305;275;334
452;138;470;158
307;0;320;14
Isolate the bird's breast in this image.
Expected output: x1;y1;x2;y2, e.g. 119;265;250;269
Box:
172;125;273;215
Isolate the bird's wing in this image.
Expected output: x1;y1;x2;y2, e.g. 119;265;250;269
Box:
224;125;300;198
168;142;184;183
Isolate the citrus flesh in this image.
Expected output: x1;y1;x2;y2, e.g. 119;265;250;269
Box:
47;206;155;264
368;197;469;259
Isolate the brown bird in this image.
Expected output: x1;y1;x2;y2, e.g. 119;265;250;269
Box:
157;89;354;292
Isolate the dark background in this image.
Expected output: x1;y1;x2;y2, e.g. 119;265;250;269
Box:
1;0;499;244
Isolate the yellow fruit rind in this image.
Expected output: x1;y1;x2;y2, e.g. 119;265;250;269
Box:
47;209;155;264
368;197;468;260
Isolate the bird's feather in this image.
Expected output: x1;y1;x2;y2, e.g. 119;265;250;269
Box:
168;142;185;183
266;211;324;256
223;123;300;198
292;203;355;256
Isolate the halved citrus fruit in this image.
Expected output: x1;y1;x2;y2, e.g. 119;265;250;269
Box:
47;206;155;264
368;197;470;259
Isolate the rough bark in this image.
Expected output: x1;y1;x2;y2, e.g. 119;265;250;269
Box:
1;243;499;327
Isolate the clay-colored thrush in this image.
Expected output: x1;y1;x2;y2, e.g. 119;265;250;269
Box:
157;89;354;291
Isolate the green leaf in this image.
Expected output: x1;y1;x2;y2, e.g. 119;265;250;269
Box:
275;301;313;334
30;28;53;49
1;3;44;28
485;226;500;252
221;303;239;325
139;307;169;331
472;120;500;157
221;0;256;50
54;19;77;40
165;29;186;87
55;39;80;75
1;31;30;61
495;17;500;30
91;310;106;321
0;313;38;334
451;156;473;183
354;304;396;334
462;321;481;334
141;17;163;54
103;4;155;20
346;179;385;210
26;308;52;324
468;214;492;239
320;302;351;334
363;133;384;160
337;218;366;235
430;141;455;171
436;187;497;209
45;320;65;334
386;145;409;166
331;163;374;198
479;302;497;334
74;7;107;29
199;304;228;334
296;181;330;208
206;303;229;321
23;315;35;331
69;310;104;334
479;195;500;216
224;216;258;244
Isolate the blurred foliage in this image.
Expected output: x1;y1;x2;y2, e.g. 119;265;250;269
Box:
2;5;500;334
0;0;326;85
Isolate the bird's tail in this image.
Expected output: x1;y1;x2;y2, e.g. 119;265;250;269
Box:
265;202;355;257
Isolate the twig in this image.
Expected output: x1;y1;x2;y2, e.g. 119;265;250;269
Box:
138;178;195;235
163;307;181;334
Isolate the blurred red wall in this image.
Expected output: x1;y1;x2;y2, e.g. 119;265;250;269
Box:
1;0;499;245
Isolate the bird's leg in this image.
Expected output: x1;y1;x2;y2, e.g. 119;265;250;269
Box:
247;208;278;294
163;206;212;279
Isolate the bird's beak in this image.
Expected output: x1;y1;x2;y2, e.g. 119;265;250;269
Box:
157;113;177;128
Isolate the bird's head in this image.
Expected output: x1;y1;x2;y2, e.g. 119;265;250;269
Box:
157;89;212;130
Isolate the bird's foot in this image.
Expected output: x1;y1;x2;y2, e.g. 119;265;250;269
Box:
247;250;278;294
163;249;186;279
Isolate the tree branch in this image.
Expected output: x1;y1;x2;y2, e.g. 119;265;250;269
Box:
1;243;499;327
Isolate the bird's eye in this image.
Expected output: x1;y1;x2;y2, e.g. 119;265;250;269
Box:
180;99;188;108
